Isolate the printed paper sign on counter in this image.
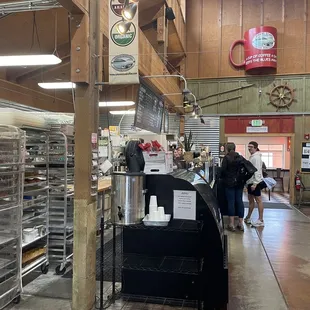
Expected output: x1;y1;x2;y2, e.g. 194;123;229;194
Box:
173;190;196;221
109;0;139;85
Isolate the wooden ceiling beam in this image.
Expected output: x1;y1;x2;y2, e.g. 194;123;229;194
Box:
139;4;165;28
0;78;73;112
70;13;89;83
16;57;70;84
58;0;88;14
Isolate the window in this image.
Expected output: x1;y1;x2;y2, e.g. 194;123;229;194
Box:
261;152;273;168
236;144;246;157
260;145;284;168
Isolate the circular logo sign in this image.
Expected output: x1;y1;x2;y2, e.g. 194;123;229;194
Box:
111;21;136;47
110;0;125;17
252;32;275;49
111;54;136;72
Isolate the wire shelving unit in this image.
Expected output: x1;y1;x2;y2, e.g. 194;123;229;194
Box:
0;125;25;308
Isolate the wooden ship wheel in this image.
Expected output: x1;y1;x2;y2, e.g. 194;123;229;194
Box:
266;82;296;111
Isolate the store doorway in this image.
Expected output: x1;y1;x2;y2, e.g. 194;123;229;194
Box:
227;135;293;205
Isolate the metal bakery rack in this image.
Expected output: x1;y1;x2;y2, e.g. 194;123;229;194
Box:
48;127;74;275
0;125;25;308
22;127;49;277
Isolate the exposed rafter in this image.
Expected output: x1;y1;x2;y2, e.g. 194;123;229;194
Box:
6;42;70;83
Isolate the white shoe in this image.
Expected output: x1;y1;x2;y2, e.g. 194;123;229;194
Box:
244;217;252;225
251;220;265;227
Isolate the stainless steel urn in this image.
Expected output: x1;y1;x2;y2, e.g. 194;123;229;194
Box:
111;172;146;225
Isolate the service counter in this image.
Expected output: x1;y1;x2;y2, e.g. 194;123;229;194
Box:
97;177;112;228
119;170;228;309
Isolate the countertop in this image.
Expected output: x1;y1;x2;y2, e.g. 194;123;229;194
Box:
98;177;112;193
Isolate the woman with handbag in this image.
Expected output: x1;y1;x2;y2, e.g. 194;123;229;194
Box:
221;143;245;232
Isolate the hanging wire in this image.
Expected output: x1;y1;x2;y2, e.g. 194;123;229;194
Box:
30;12;36;52
29;12;41;52
53;11;59;57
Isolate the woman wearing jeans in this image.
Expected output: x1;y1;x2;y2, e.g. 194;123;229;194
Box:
221;143;245;232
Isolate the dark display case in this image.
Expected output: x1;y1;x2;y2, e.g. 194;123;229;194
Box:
121;170;228;309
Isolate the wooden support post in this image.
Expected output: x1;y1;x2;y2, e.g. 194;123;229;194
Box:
180;115;185;136
157;6;168;63
72;0;100;309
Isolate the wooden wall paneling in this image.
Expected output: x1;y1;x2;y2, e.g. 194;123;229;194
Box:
283;0;305;74
198;81;220;114
263;0;285;73
167;0;186;50
217;81;240;114
242;0;261;33
185;0;201;78
100;0;108;37
219;116;226;142
305;77;310;112
260;77;281;113
199;0;221;78
281;77;304;112
186;0;310;77
189;82;199;107
220;0;243;77
294;115;304;169
139;29;183;108
238;79;261;114
306;1;310;72
191;75;310;114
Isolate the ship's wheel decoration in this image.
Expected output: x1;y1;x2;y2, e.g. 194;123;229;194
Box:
266;82;296;111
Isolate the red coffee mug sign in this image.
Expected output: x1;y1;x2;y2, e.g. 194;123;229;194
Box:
229;26;277;72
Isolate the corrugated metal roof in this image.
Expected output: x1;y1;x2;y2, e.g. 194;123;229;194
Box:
184;117;220;158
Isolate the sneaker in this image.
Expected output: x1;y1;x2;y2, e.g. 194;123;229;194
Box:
237;224;244;232
227;225;236;232
244;217;252;225
251;220;265;227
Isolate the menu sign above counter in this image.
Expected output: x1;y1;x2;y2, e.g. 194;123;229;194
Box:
134;82;164;134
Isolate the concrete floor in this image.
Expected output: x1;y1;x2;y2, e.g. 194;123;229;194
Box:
5;205;310;310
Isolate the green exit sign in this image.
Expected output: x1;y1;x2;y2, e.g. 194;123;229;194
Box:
251;120;263;127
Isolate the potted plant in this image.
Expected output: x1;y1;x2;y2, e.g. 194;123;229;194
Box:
183;130;194;162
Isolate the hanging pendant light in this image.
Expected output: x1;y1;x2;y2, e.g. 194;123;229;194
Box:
116;21;132;34
122;0;137;21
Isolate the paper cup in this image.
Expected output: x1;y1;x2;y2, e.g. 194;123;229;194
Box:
150;210;159;221
149;205;158;214
158;207;165;220
149;195;158;207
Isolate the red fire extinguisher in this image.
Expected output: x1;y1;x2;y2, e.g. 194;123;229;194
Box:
295;170;301;191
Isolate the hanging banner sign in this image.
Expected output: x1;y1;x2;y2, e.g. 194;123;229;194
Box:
109;0;139;85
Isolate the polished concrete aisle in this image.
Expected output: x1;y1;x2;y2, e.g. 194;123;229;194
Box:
5;207;310;310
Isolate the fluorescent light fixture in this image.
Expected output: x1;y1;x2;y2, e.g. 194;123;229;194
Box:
38;82;76;89
0;54;62;67
99;101;135;107
109;110;136;115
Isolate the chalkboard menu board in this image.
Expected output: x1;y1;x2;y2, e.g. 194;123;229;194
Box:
134;82;164;134
301;142;310;173
163;109;169;133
